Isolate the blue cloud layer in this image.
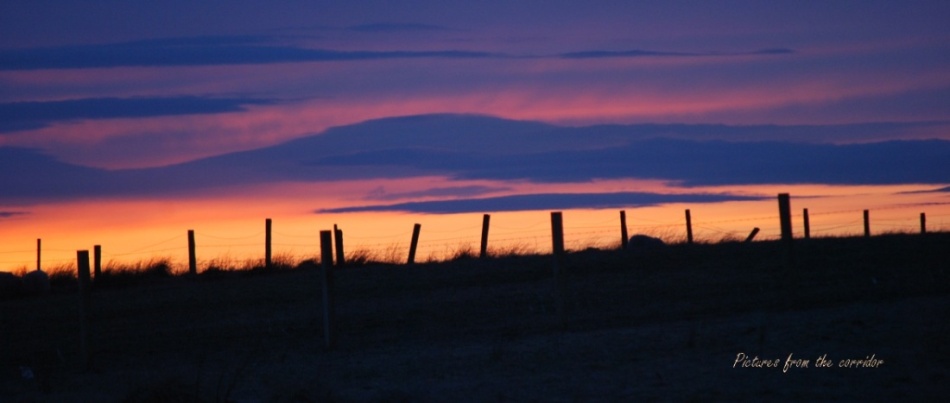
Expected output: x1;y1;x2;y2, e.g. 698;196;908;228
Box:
2;115;948;209
0;96;274;133
319;192;764;214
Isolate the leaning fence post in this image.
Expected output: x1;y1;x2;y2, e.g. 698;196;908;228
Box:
407;223;422;264
685;209;694;244
921;212;927;234
334;224;346;267
803;208;811;239
76;250;92;370
619;210;629;250
863;210;871;238
550;212;566;327
265;218;273;269
480;214;491;259
187;230;197;276
319;230;335;349
745;227;760;243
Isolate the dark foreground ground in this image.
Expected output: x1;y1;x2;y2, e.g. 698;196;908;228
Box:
2;233;949;401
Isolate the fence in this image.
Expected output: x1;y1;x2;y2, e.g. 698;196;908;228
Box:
4;193;950;362
2;194;950;273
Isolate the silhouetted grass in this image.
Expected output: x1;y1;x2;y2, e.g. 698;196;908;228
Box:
45;263;79;287
2;228;944;294
424;243;478;263
93;257;176;288
345;247;375;266
487;241;542;258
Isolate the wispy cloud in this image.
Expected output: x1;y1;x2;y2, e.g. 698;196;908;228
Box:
907;186;950;193
120;35;276;47
0;33;795;71
0;96;274;133
559;48;795;59
366;185;512;201
0;36;497;70
347;23;453;33
0;211;28;218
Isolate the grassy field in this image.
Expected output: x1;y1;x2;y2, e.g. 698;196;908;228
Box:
2;233;948;401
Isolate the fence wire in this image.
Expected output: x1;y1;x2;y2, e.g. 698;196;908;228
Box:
3;200;948;269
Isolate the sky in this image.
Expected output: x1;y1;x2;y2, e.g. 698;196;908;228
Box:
1;1;949;268
2;1;949;168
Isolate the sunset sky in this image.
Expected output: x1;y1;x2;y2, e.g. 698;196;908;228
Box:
2;1;949;269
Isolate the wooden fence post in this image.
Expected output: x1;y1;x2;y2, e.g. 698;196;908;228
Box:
76;250;92;370
265;218;272;269
550;212;566;327
778;193;793;242
334;224;346;267
620;210;629;250
803;208;811;239
551;212;565;255
921;212;927;234
93;245;102;279
863;210;871;238
187;230;197;276
407;223;421;265
480;214;491;259
319;230;335;349
745;227;760;243
685;209;694;244
36;238;41;271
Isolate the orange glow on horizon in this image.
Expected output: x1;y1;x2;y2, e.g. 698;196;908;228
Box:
2;182;948;273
